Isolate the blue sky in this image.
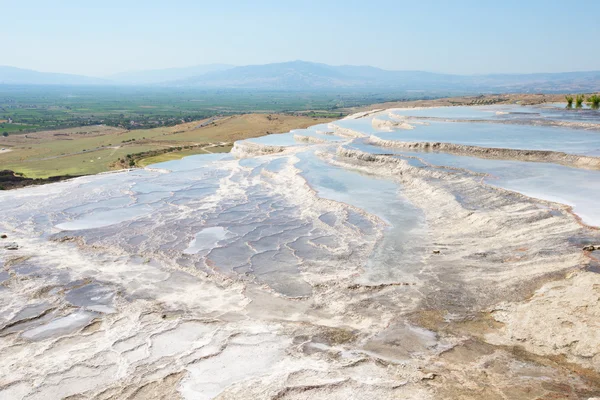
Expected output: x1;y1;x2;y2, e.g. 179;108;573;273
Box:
1;0;599;76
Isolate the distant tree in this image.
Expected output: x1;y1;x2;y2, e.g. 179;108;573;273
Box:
576;94;586;108
565;95;574;108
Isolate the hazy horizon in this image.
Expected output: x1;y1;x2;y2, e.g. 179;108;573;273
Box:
1;0;599;77
4;60;600;79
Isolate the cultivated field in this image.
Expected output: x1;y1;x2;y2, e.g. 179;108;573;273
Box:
0;85;400;134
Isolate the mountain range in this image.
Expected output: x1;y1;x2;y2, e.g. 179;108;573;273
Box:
1;61;600;92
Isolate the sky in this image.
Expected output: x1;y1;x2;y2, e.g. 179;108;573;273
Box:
1;0;599;76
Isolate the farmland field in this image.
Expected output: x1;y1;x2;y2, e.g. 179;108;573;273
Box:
0;85;429;134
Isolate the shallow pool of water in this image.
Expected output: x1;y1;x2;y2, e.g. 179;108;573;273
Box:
365;146;600;226
373;121;600;156
390;104;600;124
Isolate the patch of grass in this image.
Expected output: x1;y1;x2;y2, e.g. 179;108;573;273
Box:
0;114;332;178
0;123;40;134
137;148;212;167
1;145;160;178
137;144;234;166
206;144;234;153
156;114;330;143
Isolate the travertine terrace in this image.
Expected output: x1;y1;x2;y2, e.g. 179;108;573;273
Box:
1;102;600;399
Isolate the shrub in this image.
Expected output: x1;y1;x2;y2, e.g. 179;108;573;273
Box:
565;95;574;107
576;94;585;108
588;94;600;109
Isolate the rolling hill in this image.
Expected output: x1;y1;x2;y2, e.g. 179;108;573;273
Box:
2;62;599;92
